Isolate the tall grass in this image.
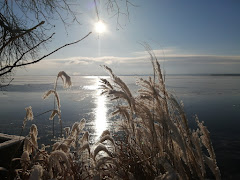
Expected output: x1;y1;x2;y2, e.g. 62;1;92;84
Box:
7;50;220;179
100;48;221;179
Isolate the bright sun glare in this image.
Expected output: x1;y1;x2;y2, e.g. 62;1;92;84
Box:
95;21;106;34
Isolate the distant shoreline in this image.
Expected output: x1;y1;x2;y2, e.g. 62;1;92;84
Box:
15;74;240;77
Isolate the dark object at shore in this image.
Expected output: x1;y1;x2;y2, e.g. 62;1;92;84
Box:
0;133;24;179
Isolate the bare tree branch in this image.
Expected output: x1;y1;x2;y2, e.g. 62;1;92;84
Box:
0;21;45;53
16;32;92;67
0;32;92;77
0;32;55;76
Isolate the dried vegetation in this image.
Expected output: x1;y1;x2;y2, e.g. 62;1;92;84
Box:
7;52;220;179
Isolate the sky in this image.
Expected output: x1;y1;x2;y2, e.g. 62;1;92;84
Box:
16;0;240;76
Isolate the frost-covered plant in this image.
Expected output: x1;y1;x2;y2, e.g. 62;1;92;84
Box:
42;70;72;137
15;119;117;180
100;49;221;179
22;106;34;129
13;71;118;179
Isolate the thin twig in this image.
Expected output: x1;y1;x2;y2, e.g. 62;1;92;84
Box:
94;0;100;21
15;31;92;67
35;109;55;117
0;78;14;88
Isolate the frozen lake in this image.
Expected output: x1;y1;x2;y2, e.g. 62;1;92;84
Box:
0;75;240;178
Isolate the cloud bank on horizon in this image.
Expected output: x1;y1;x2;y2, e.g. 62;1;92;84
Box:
17;48;240;76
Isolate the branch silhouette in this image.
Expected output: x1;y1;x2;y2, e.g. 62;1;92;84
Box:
0;32;92;77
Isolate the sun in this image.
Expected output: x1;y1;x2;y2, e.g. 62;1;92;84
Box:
94;21;106;34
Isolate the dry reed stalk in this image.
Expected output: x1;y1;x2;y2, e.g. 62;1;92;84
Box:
100;48;221;179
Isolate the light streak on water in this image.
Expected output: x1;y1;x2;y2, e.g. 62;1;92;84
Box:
94;91;108;139
83;76;108;140
94;78;108;139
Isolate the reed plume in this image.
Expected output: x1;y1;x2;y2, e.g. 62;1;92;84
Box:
56;71;72;89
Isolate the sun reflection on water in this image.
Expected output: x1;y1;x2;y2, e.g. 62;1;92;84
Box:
82;76;109;140
95;91;108;139
86;77;108;140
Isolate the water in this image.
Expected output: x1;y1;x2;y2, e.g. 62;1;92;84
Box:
0;75;240;178
0;76;113;144
166;75;240;179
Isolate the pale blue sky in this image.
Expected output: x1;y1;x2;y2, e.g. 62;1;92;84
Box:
17;0;240;76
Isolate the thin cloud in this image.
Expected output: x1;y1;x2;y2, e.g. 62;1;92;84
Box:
17;49;240;76
43;51;240;65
